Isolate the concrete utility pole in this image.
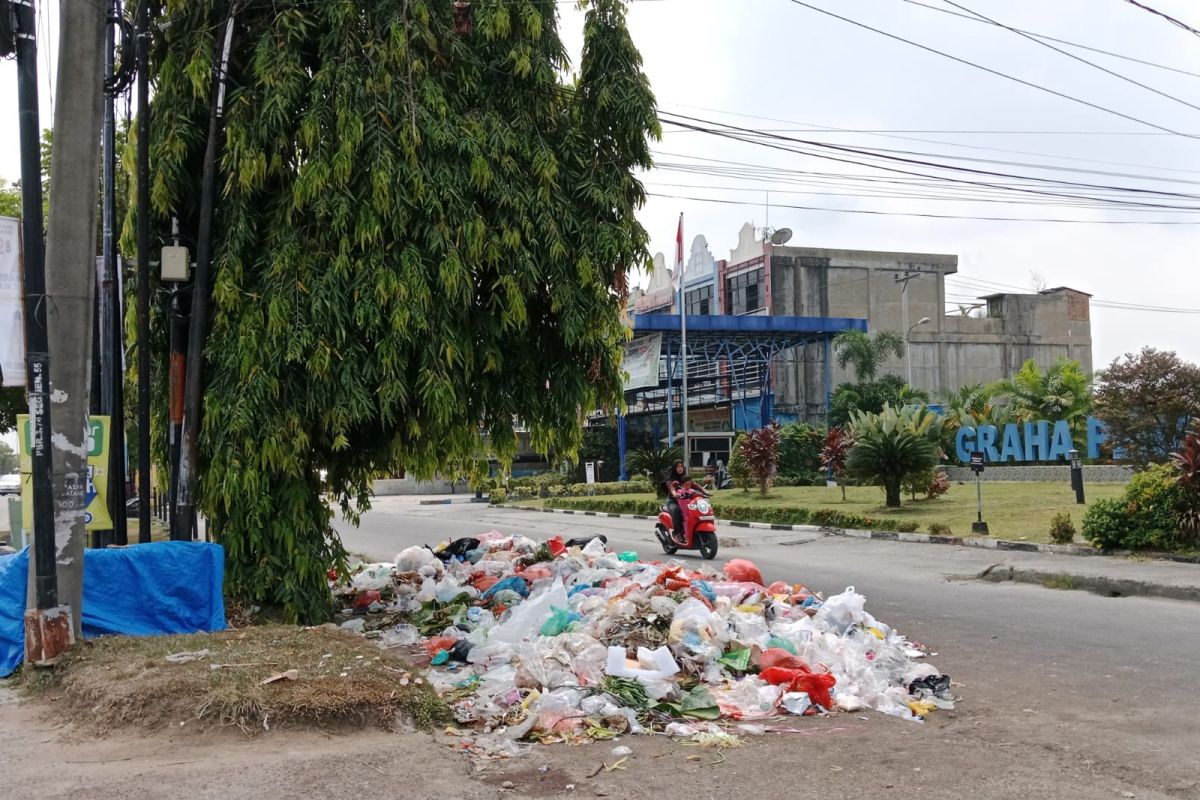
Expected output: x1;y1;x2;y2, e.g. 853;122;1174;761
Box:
42;0;107;640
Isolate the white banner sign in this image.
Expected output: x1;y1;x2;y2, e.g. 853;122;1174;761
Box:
0;216;24;387
622;333;662;392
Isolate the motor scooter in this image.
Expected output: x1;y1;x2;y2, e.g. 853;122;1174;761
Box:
654;488;719;559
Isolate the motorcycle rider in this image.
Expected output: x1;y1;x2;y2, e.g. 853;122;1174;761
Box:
663;460;706;542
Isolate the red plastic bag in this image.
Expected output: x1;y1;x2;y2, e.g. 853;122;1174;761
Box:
353;590;381;609
759;648;811;672
547;536;566;557
424;636;457;658
766;581;791;596
724;559;764;585
760;666;836;709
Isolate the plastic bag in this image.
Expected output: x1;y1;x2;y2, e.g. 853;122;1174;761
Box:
395;546;443;576
491;579;569;644
723;559;764;585
759;647;811;672
379;623;419;648
759;666;836;710
350;563;396;592
605;645;680;682
814;586;867;635
540;607;582;637
730;609;770;647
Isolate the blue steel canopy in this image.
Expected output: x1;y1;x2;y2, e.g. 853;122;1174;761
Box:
632;313;866;364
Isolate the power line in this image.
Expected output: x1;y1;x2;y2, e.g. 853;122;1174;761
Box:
782;0;1200;139
899;0;1200;79
656;110;1200;206
938;0;1200;115
646;190;1200;224
1122;0;1200;39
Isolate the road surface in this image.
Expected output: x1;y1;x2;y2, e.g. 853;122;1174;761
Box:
328;496;1200;800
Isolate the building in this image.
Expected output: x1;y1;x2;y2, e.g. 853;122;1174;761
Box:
625;222;1094;429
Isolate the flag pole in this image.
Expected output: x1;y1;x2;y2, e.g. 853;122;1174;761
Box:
677;213;689;470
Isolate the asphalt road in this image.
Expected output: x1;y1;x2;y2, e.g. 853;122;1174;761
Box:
333;496;1200;799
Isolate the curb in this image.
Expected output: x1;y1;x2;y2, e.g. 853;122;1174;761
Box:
500;504;1199;564
973;563;1200;603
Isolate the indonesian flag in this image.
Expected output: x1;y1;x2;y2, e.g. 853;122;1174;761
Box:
672;213;685;290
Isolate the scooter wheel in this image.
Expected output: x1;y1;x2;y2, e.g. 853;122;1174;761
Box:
656;525;678;556
698;532;718;560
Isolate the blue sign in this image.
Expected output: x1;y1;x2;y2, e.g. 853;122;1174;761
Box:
955;416;1108;464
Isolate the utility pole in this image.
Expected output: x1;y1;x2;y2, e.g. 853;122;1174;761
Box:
175;9;234;540
101;0;128;547
42;0;107;641
135;0;151;543
11;0;70;663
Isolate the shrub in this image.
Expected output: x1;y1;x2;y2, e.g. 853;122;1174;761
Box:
1171;421;1200;542
728;434;752;492
1081;498;1128;550
1082;464;1183;551
894;521;920;533
1048;512;1076;544
741;423;782;496
778;423;825;479
488;488;507;505
820;427;854;501
928;523;952;536
563;478;654;497
846;405;941;507
626;447;683;481
925;469;951;500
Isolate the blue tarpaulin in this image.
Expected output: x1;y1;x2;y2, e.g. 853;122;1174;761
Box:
0;542;226;676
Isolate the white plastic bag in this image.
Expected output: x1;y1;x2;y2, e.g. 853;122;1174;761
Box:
491;578;569;644
814;586;867;634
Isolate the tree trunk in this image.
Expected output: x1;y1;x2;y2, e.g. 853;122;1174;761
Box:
884;480;902;508
43;0;106;640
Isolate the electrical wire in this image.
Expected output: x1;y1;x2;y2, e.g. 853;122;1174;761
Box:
899;0;1200;80
782;0;1200;139
938;0;1200;115
1122;0;1200;39
646;190;1200;224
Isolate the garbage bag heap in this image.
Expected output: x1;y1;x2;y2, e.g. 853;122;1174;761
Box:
331;532;954;755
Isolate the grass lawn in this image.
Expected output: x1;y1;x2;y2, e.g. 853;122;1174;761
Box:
517;481;1127;543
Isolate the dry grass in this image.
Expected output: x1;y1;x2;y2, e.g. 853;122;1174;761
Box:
28;625;449;734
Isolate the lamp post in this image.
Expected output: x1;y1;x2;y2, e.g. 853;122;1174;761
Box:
905;316;930;386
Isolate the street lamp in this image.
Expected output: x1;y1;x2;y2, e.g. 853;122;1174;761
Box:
905;316;930;386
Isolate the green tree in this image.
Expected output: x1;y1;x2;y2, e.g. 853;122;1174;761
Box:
777;421;824;481
626;446;682;484
0;441;17;474
829;374;908;428
1094;348;1200;464
833;330;905;382
990;358;1092;442
846;404;941;507
138;0;658;621
0;179;21;218
0;387;23;435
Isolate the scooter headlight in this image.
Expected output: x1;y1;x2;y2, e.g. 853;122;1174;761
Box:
697;499;711;514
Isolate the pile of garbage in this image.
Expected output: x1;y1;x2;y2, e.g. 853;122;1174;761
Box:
331;532;954;756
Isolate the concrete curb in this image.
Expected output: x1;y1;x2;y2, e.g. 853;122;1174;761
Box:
973;563;1200;603
500;503;1200;565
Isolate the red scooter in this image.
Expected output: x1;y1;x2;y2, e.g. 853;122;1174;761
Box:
655;488;719;559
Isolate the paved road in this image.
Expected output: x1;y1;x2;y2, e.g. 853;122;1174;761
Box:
335;497;1200;800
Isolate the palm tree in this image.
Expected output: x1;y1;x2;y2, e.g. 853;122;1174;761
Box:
990;359;1092;439
846;404;941;507
833;330;906;382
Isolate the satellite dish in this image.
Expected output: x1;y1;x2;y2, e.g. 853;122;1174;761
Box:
770;227;793;245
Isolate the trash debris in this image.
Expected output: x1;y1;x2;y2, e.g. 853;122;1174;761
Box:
260;669;299;685
164;649;210;664
329;535;953;756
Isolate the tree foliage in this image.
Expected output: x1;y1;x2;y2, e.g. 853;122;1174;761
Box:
820;427;853;501
846;405;941;508
138;0;658;621
0;441;17;474
829;374;912;428
833;330;905;382
989;358;1091;440
1094;348;1200;464
739;422;781;496
777;421;824;481
626;446;682;484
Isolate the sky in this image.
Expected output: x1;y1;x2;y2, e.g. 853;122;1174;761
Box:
1;0;1199;458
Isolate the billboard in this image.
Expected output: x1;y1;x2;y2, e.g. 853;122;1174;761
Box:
622;333;662;392
0;216;23;387
18;415;113;531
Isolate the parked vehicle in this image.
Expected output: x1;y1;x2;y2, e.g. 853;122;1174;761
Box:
654;487;719;559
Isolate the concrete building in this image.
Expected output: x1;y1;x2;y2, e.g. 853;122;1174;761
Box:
632;222;1094;425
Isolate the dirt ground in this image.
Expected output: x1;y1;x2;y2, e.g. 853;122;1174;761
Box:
3;685;1193;800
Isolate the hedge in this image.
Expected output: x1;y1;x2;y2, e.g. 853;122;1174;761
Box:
536;497;920;533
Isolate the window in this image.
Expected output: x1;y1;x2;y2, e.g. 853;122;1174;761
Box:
725;267;765;315
685;285;712;316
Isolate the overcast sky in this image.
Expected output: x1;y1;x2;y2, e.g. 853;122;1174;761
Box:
2;1;1199;457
